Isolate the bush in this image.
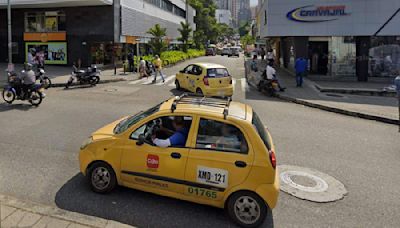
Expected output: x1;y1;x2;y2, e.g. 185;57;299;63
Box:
133;49;204;67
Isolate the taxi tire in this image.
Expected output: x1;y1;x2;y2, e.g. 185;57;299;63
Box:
88;162;117;194
175;80;181;90
227;191;268;228
196;88;203;95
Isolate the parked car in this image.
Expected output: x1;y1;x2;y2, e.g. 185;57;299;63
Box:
228;47;240;57
79;94;279;228
221;47;230;56
206;48;216;56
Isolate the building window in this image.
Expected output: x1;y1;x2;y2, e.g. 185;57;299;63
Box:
264;10;267;25
145;0;186;18
25;11;66;32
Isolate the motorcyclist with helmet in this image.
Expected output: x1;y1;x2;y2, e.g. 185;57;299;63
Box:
19;63;36;99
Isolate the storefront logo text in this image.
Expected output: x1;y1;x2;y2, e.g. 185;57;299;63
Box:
287;5;350;23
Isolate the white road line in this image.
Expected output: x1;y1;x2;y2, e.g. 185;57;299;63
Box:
241;78;249;92
232;79;237;91
129;77;149;85
156;75;175;85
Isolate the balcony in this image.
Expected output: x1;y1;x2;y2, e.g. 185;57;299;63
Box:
0;0;113;8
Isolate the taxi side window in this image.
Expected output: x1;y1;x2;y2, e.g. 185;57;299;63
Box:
196;118;248;154
191;65;202;75
184;65;193;74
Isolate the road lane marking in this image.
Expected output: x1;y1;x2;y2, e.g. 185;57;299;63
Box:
241;78;249;92
156;75;175;85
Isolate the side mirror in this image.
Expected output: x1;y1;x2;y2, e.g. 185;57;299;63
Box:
136;134;145;146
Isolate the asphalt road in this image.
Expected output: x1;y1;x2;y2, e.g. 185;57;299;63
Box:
0;55;399;228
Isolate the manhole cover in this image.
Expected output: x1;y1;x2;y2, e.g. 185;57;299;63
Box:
278;165;347;202
104;88;118;92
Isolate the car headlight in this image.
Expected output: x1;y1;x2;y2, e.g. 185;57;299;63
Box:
80;137;93;150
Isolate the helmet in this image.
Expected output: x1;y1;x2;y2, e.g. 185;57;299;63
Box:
25;63;33;71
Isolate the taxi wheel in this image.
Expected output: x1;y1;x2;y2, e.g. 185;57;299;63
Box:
175;80;181;90
196;88;203;95
88;162;117;194
227;191;268;228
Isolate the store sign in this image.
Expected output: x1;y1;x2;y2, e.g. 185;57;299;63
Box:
287;5;350;23
26;42;67;65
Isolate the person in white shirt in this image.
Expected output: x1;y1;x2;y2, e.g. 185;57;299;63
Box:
267;49;275;65
265;61;285;91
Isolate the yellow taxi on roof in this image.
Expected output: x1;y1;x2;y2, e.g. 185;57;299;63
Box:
175;63;234;97
79;94;279;227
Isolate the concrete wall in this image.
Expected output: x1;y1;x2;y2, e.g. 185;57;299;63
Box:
265;0;400;37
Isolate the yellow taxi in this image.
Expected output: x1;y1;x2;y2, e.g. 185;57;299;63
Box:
175;63;234;97
79;94;279;227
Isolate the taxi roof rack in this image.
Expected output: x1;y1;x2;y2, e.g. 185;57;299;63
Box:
171;93;231;119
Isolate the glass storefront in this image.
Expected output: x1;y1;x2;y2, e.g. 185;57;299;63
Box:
331;36;356;77
90;42;126;66
369;36;400;77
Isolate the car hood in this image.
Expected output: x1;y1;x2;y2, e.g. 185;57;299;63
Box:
92;116;127;140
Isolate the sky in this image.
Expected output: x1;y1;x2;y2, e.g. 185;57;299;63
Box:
250;0;257;7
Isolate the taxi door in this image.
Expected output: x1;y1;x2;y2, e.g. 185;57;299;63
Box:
183;116;254;203
186;65;203;93
176;65;193;90
120;115;194;195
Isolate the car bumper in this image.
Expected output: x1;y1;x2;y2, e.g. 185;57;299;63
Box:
79;149;94;176
204;86;233;97
256;171;280;209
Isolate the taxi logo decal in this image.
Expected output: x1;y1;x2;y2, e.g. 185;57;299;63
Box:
147;154;159;169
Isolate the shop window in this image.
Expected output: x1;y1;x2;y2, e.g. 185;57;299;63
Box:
369;36;400;77
25;11;66;32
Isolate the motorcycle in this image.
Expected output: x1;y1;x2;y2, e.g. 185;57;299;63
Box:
257;70;279;96
35;67;51;89
65;65;101;88
2;72;44;106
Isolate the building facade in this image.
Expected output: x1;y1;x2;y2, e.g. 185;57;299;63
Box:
214;0;229;10
215;9;232;26
257;0;400;81
0;0;195;67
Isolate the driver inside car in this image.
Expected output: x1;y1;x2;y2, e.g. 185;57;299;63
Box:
152;116;189;148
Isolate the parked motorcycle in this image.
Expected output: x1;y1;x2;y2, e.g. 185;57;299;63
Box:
65;65;101;88
35;67;51;89
2;72;44;106
257;70;279;96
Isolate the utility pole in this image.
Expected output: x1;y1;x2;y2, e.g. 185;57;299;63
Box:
7;0;13;71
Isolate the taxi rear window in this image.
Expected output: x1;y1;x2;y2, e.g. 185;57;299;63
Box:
252;111;271;150
207;68;229;78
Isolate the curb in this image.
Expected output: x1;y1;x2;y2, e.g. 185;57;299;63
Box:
0;194;134;228
274;93;399;126
50;78;127;88
315;85;397;97
246;80;399;126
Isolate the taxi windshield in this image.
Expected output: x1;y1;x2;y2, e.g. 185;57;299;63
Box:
207;68;229;78
114;103;161;134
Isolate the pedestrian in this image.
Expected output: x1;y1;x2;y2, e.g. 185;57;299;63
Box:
152;55;165;83
250;55;258;72
260;48;266;60
139;57;148;79
267;49;275;65
295;56;308;87
127;51;134;72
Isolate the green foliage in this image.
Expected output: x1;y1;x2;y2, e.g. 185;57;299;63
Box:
178;22;193;53
240;34;255;47
133;49;204;67
215;23;236;41
238;21;250;37
188;0;220;48
147;24;168;55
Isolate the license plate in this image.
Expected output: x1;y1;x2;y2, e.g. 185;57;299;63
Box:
197;166;229;188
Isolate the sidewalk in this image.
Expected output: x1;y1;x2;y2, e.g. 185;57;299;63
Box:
0;64;138;87
245;59;399;125
0;194;134;228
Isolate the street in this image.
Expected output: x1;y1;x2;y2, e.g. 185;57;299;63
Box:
0;55;399;228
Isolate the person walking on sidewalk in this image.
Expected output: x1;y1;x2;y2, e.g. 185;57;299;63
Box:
260;48;266;60
127;51;134;72
267;49;275;65
139;57;148;79
152;55;165;83
295;57;308;87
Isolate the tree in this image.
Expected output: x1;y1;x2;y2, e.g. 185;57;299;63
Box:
178;21;192;52
188;0;219;48
240;34;255;47
147;24;167;55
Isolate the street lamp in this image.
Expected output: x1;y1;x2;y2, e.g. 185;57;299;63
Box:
7;0;13;71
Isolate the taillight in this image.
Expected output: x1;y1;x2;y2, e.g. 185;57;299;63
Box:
203;76;209;86
269;150;276;169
